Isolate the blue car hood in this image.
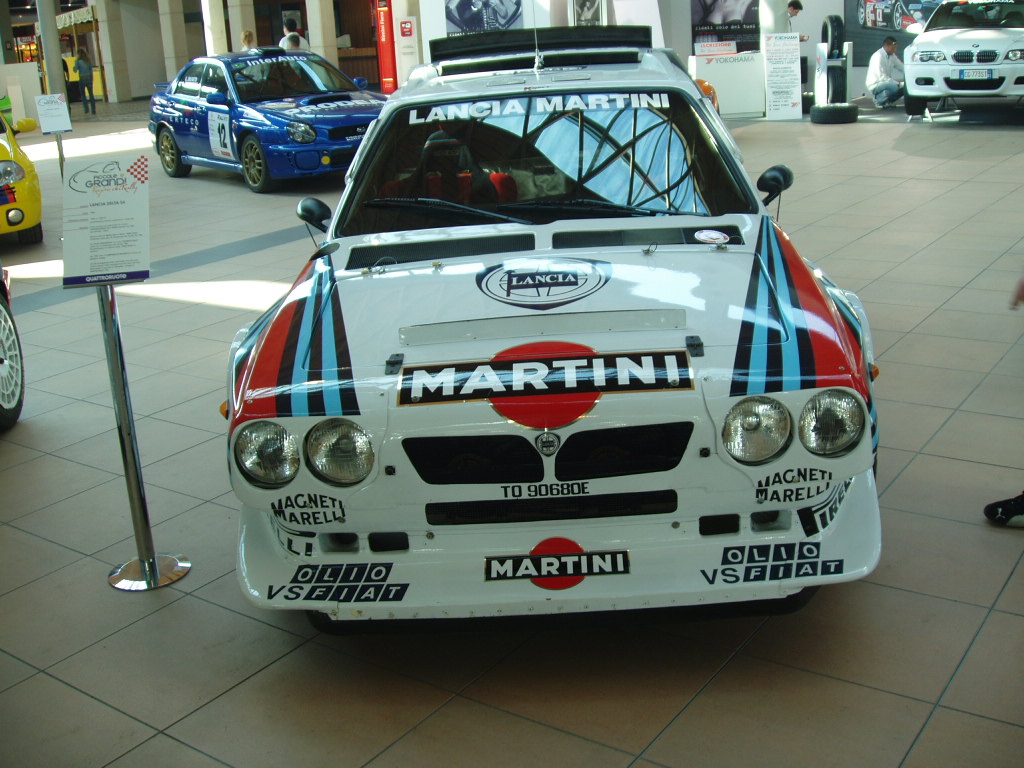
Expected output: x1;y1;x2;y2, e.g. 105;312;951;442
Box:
257;92;383;122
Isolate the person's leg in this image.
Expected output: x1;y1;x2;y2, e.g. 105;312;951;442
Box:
82;80;89;113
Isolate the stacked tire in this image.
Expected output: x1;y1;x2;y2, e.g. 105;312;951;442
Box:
811;15;858;124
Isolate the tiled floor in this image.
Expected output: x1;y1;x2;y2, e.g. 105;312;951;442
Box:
1;100;1022;767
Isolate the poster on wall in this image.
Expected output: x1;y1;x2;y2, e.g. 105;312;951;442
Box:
444;0;524;34
691;0;761;53
570;0;606;25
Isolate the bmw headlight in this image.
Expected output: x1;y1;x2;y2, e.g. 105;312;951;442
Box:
722;397;791;465
234;421;300;488
1007;49;1024;61
0;161;27;185
287;121;316;144
914;50;946;63
305;418;374;486
798;390;865;457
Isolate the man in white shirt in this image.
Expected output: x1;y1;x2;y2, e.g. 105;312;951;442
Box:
865;36;905;108
278;17;310;50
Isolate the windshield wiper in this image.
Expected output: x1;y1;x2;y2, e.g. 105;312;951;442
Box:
364;197;530;225
497;198;670;217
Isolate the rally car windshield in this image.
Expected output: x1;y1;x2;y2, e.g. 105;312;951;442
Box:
231;55;360;103
925;0;1024;29
339;90;756;237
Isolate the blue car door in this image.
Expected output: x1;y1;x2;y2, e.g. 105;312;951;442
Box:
197;63;235;163
165;62;206;157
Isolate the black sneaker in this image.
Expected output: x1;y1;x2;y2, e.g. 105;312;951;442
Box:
984;492;1024;526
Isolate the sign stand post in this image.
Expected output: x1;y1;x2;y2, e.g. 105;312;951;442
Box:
61;153;190;591
98;284;190;590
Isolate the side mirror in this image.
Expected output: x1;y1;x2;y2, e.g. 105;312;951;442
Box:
206;92;229;106
354;77;368;90
757;165;794;206
297;197;332;233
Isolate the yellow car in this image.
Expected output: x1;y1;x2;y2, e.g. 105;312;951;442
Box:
0;114;41;244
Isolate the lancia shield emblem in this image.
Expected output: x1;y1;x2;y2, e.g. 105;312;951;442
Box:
535;431;561;456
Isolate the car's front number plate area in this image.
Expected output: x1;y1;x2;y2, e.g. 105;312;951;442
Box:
960;68;993;80
501;482;591;498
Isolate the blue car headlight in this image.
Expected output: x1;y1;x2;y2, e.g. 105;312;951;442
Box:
287;121;316;144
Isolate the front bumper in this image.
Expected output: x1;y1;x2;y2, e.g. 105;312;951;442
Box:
907;62;1024;99
236;468;881;621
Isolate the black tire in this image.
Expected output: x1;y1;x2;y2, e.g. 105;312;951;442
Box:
157;127;191;178
822;14;845;59
241;135;278;193
0;293;25;431
802;91;815;114
857;0;867;27
827;66;847;103
810;103;859;124
16;223;42;245
904;94;927;116
890;0;906;30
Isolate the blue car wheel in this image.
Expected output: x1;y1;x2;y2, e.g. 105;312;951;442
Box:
241;135;277;193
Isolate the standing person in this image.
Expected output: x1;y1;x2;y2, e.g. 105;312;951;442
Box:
283;33;302;50
278;17;310;50
240;29;256;50
787;1;810;41
74;49;96;116
866;36;905;108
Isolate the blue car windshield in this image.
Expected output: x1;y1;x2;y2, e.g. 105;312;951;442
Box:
231;54;358;102
340;90;754;236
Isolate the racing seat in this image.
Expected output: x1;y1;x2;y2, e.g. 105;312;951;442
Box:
381;131;517;204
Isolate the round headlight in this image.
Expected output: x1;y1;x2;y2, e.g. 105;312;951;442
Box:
0;161;27;185
799;390;865;456
722;396;791;464
287;121;316;144
305;418;374;486
234;421;300;488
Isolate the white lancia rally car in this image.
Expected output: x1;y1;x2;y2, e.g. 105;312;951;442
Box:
226;26;881;628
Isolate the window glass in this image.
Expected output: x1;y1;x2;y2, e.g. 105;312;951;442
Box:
173;63;205;97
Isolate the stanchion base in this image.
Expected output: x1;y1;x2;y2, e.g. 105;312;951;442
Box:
108;554;191;591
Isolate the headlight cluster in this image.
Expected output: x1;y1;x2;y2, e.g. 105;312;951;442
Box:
287;121;316;144
234;418;374;488
913;50;946;63
722;390;864;465
0;161;27;185
1007;49;1024;61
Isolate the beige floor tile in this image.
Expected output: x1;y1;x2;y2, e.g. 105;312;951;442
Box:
0;525;84;592
137;436;233;500
84;370;222;416
644;656;930;768
924;412;1024;469
463;624;737;752
368;696;633;768
0;557;182;668
868;508;1024;606
745;581;986;701
0;674;155;768
943;288;1023;314
13;478;202;555
875;400;952;452
880;333;1011;373
49;595;305;730
0;650;36;691
192;571;319;638
903;708;1024;768
31;358;162;400
0;437;42;471
6;399;120;454
858;281;958;309
0;454;115;523
875;447;915;495
106;734;228;768
167;641;452;767
991;341;1024;378
860;302;934;332
882;454;1024;523
942;611;1024;725
872;361;982;409
961;374;1024;419
16;387;75;422
995;559;1024;616
913;308;1024;344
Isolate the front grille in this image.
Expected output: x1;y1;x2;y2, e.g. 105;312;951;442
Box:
403;435;542;484
952;50;1001;64
952;50;975;63
556;422;693;480
945;77;1005;90
426;489;677;525
976;50;999;63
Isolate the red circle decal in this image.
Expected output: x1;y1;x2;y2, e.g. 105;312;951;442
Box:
491;341;600;429
529;537;586;590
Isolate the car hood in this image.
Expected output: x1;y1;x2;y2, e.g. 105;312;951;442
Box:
254;92;384;121
228;215;870;431
916;27;1024;46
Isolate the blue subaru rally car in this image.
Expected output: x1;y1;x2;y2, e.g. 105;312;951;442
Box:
149;48;385;192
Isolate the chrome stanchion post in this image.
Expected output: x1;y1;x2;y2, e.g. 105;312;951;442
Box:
97;284;190;590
